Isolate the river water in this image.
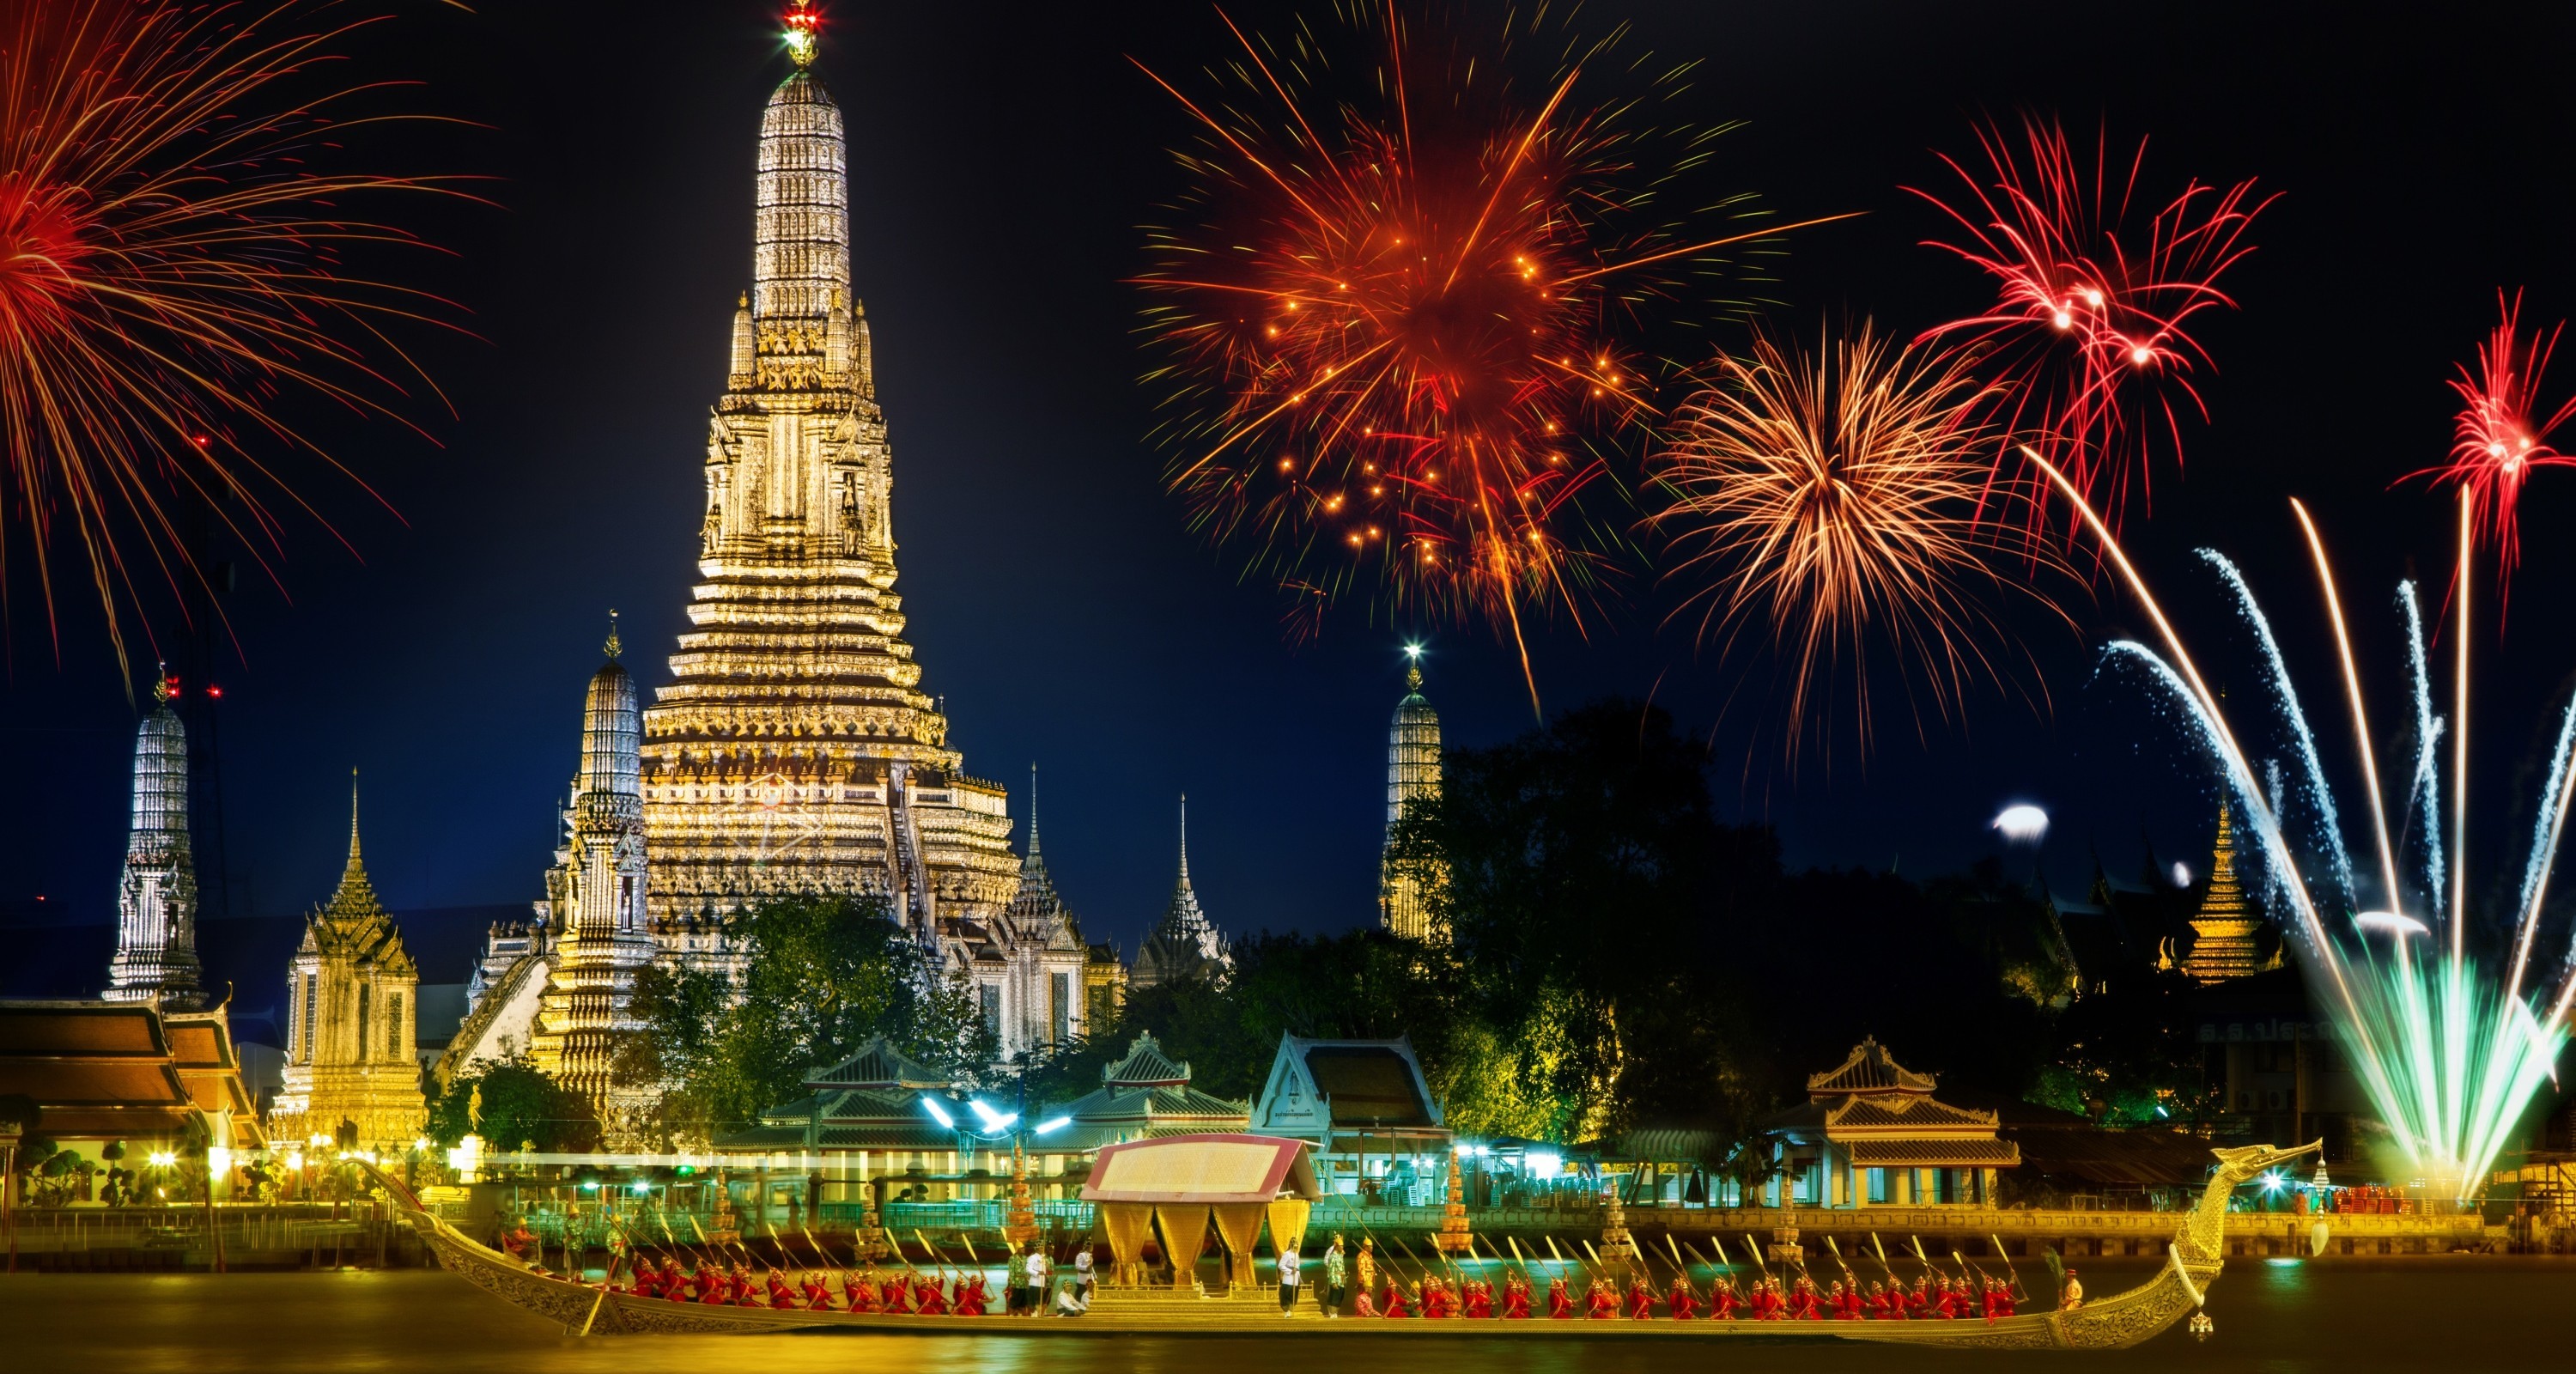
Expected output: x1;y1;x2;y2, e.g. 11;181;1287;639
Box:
3;1262;2564;1372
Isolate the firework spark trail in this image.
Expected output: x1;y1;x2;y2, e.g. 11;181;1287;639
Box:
1136;4;1848;711
2199;550;2356;905
2399;290;2576;594
1650;324;2064;760
2029;442;2575;1195
0;0;469;684
1916;118;2269;535
2397;582;2447;908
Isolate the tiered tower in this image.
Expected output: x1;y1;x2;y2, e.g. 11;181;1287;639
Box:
104;675;203;1008
2178;798;2264;983
639;12;1018;954
993;766;1091;1053
1133;798;1230;990
530;622;659;1134
1378;653;1443;939
272;781;424;1148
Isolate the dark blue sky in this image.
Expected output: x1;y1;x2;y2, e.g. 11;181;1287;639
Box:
5;1;2575;995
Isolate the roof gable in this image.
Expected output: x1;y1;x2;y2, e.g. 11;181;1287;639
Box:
1103;1032;1190;1088
802;1035;948;1091
1250;1034;1443;1136
1806;1037;1937;1098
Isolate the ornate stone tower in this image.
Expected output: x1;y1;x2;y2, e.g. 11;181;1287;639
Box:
272;781;424;1148
105;675;203;1008
991;765;1091;1055
531;621;659;1134
1133;798;1230;990
1378;653;1443;939
640;9;1018;955
2175;797;2268;983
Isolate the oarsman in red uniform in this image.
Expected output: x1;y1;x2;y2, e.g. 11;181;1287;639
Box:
1990;1279;2017;1321
1352;1286;1381;1317
1791;1278;1826;1321
916;1274;950;1316
1903;1277;1931;1317
1584;1276;1619;1319
1504;1275;1533;1319
1710;1275;1747;1321
1547;1277;1574;1318
1382;1280;1413;1318
694;1262;728;1304
1667;1275;1698;1320
1867;1280;1896;1319
732;1263;761;1307
801;1271;832;1311
1465;1280;1496;1319
884;1270;915;1312
845;1271;878;1313
1426;1277;1457;1318
1626;1275;1655;1319
953;1273;988;1316
765;1268;797;1309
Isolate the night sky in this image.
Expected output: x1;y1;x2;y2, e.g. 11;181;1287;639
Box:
5;2;2574;1007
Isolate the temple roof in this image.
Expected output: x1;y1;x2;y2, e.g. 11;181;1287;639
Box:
0;1000;265;1147
1103;1032;1190;1088
1805;1037;1937;1098
301;784;415;975
801;1035;947;1091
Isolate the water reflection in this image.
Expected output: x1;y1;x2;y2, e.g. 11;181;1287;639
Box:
2;1265;2571;1374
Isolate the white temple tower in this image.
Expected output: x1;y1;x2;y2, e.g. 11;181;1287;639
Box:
105;675;203;1008
531;619;659;1134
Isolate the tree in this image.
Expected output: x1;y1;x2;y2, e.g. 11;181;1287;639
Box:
1387;698;1781;1138
627;893;975;1140
426;1056;599;1152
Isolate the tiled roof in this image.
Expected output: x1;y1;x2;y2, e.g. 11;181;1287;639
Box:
1826;1096;2000;1133
802;1035;949;1091
1304;1046;1435;1127
1844;1138;2021;1168
1103;1033;1190;1088
1806;1037;1937;1097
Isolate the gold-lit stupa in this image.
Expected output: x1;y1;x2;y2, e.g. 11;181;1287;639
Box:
639;19;1019;956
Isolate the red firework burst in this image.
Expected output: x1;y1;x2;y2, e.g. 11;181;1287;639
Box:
2401;291;2576;586
1136;4;1838;707
0;0;466;682
1912;115;2269;532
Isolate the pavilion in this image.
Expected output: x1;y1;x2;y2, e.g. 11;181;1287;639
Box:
1760;1037;2020;1207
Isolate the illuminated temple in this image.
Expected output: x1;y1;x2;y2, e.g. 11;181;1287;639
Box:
639;34;1020;953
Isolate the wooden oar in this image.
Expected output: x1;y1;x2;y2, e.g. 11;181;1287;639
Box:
1543;1234;1569;1268
1742;1231;1775;1286
1990;1233;2032;1302
1826;1235;1862;1292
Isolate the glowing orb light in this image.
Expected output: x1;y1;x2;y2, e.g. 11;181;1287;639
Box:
1992;805;2050;843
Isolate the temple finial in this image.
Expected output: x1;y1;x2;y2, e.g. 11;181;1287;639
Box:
347;769;362;868
1178;794;1189;879
153;661;173;704
784;2;819;68
1402;641;1425;692
604;609;622;660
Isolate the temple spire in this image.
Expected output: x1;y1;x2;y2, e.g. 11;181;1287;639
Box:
1026;762;1041;857
1177;794;1189;881
604;609;622;660
784;2;819;68
347;769;362;872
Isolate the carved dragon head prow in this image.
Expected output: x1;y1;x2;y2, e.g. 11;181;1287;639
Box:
2208;1140;2323;1186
